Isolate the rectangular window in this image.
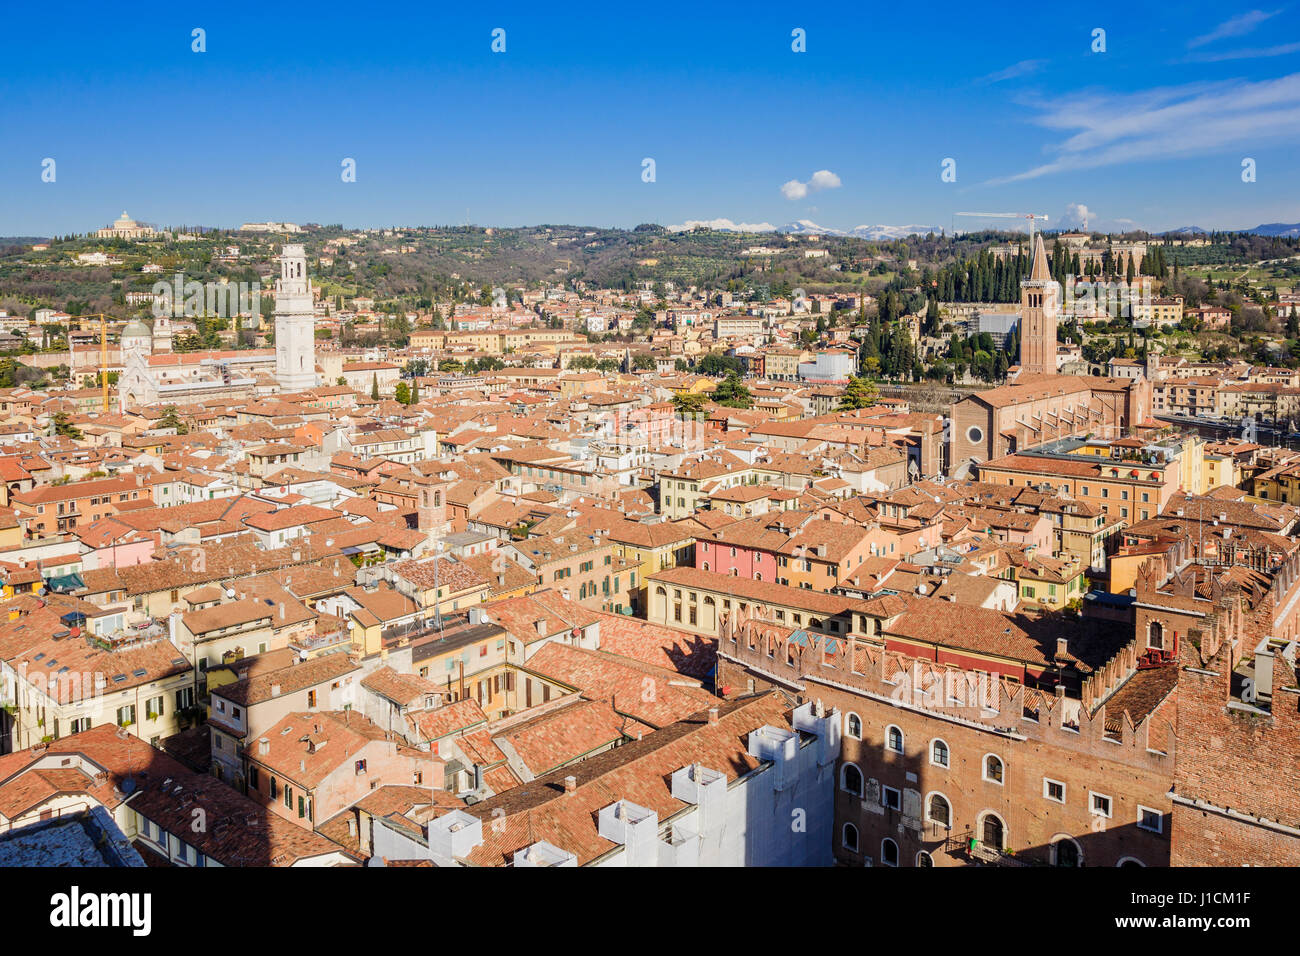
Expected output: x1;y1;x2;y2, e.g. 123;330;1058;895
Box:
1090;792;1112;818
1043;778;1066;803
1137;806;1164;834
881;786;901;811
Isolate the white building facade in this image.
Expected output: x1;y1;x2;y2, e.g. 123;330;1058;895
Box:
274;244;318;392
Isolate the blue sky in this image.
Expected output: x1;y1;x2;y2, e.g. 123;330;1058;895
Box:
3;1;1299;236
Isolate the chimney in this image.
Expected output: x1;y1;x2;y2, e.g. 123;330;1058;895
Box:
1056;637;1069;660
563;775;577;794
270;683;281;697
707;707;719;725
258;738;269;755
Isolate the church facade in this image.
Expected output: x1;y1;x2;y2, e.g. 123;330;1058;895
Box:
947;234;1154;475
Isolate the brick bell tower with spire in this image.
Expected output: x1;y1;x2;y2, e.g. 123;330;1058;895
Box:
1018;233;1059;376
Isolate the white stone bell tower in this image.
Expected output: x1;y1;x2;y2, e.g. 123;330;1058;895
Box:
274;243;318;392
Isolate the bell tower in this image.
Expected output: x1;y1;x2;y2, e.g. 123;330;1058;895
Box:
1018;234;1059;376
274;244;318;392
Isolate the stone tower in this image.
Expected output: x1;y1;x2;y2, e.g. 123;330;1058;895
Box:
274;244;317;392
1018;233;1059;376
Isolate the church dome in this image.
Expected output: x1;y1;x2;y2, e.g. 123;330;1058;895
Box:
121;319;152;344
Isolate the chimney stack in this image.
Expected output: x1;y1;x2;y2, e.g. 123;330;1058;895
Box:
563;775;577;794
1056;637;1069;660
707;707;719;725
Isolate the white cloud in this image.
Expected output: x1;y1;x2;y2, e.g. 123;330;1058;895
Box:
986;72;1300;185
1060;203;1092;229
979;59;1046;84
1186;40;1300;62
781;169;841;200
1054;204;1143;233
1188;9;1278;48
666;218;776;233
809;170;841;190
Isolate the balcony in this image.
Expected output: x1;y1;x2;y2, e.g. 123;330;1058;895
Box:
942;830;1043;867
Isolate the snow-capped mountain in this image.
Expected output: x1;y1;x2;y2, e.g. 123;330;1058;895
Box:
776;220;845;235
774;221;943;239
1250;222;1300;238
849;224;942;240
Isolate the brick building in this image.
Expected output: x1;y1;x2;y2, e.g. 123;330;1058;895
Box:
11;473;156;536
716;613;1176;867
1169;547;1300;865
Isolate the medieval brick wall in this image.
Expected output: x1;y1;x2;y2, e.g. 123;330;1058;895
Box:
1171;626;1300;866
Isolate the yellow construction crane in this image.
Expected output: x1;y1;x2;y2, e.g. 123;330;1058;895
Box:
72;313;113;412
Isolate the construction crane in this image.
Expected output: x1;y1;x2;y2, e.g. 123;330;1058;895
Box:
71;313;113;412
954;212;1050;245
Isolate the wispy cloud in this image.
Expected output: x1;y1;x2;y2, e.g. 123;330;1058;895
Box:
1186;40;1300;62
986;73;1300;185
780;169;841;201
1188;9;1279;48
978;59;1046;84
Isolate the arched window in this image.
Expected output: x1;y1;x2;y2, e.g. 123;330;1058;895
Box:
1053;836;1082;868
917;851;934;867
981;813;1005;849
841;764;864;796
842;823;859;852
927;793;951;828
702;562;710;572
1117;857;1145;868
886;725;904;754
931;738;949;768
845;713;862;739
881;838;899;867
984;754;1004;784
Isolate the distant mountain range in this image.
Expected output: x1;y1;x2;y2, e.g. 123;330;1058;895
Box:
665;218;942;238
775;220;942;239
1249;223;1300;238
1161;223;1300;238
671;218;1300;241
